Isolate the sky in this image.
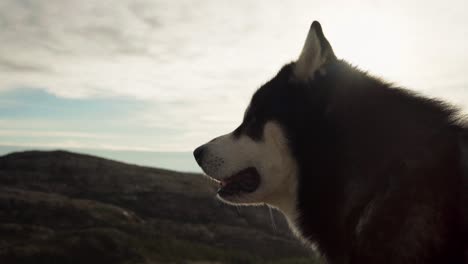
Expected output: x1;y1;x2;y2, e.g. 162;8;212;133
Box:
1;0;467;171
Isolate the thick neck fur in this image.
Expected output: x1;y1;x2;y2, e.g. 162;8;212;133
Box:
288;61;465;263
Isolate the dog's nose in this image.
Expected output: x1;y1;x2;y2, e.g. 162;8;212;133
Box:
193;146;205;165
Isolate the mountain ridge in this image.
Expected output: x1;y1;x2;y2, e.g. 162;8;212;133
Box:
0;150;317;264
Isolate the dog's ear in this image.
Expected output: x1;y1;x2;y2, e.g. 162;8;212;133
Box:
294;21;336;81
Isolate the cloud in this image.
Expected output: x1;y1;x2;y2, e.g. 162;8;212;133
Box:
0;130;115;139
0;0;314;99
0;88;235;152
0;0;311;153
0;57;52;73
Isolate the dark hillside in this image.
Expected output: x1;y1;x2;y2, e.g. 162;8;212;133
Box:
0;150;316;264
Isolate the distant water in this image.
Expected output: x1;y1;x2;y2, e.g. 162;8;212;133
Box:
0;145;201;173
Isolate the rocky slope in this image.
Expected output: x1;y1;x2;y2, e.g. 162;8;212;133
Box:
0;150;317;264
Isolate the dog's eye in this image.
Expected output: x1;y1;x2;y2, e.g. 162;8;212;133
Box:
248;116;256;125
244;113;259;129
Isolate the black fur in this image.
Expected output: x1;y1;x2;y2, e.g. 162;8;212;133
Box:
237;61;468;264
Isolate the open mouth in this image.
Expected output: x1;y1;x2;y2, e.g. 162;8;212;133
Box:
217;167;261;197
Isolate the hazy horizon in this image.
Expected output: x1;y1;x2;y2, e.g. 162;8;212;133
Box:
0;145;200;172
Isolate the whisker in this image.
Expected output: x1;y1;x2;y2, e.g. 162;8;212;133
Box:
268;204;277;233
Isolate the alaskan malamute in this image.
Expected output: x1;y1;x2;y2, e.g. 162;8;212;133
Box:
194;21;468;264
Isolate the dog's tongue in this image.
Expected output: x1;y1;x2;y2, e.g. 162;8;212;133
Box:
218;167;260;196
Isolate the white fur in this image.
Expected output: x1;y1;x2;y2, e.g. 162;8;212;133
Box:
198;122;299;219
198;121;308;249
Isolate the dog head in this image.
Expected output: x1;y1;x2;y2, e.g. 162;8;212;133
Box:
194;21;336;209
